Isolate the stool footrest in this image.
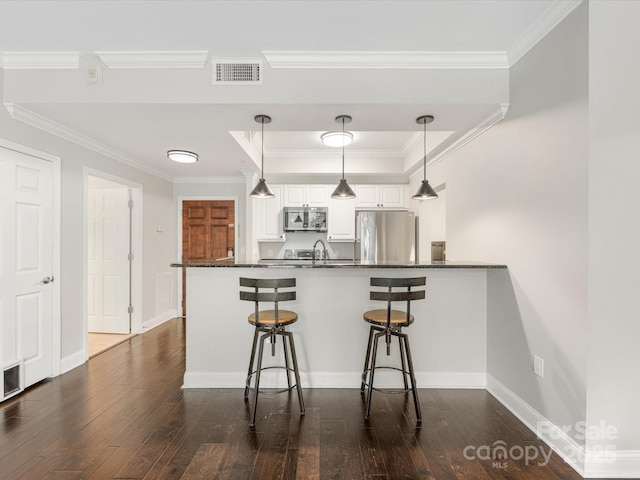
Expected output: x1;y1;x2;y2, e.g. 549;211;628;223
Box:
245;365;301;396
361;366;414;395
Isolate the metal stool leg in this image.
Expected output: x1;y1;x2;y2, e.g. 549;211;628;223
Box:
365;330;384;421
281;328;292;389
245;328;260;400
250;331;270;427
398;333;409;391
361;326;376;392
284;331;305;415
401;333;421;423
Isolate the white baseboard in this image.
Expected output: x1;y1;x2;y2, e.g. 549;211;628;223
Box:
60;350;86;374
487;374;640;479
143;309;178;332
183;370;486;389
584;450;640;479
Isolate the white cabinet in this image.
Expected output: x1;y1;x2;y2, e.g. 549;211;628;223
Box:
327;197;356;241
255;185;285;241
355;185;406;209
283;185;328;207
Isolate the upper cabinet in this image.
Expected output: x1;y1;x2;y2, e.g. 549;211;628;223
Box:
355;185;406;209
255;184;285;241
327;197;356;241
283;185;328;207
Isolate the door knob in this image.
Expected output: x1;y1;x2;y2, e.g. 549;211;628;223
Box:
39;276;54;284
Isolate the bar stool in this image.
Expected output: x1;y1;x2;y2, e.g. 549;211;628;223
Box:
360;277;426;423
239;277;305;427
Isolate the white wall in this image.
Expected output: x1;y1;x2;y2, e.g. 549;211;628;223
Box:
431;0;589;448
0;74;176;368
587;0;640;471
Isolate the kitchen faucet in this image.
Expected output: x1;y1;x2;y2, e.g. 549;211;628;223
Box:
312;239;328;264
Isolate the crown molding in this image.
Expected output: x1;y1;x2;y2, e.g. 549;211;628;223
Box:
268;173;409;185
263;51;508;69
94;51;208;69
0;51;79;69
266;149;404;160
5;103;173;182
409;103;509;176
173;176;246;184
507;0;583;66
400;132;424;157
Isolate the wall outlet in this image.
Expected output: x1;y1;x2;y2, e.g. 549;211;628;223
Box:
533;355;544;378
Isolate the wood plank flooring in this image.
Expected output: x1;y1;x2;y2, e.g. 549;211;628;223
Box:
0;318;587;480
87;332;136;358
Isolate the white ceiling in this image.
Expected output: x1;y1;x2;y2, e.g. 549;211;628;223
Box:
0;0;582;183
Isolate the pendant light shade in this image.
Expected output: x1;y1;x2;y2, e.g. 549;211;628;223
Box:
331;115;356;199
332;178;356;198
250;114;274;198
412;115;438;201
250;178;274;198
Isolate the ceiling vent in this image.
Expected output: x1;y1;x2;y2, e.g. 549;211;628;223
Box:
213;58;263;85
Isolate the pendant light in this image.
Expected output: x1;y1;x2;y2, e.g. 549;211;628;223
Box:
250;114;274;198
412;115;438;200
330;115;356;199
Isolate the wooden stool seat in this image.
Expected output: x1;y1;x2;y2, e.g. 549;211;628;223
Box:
364;309;414;326
249;310;298;326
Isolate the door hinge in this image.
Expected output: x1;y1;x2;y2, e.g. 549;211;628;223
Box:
128;200;134;209
128;253;134;261
128;306;134;314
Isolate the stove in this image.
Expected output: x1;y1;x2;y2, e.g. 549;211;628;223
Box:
284;249;321;261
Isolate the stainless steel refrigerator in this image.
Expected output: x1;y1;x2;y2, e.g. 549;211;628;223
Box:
355;210;417;263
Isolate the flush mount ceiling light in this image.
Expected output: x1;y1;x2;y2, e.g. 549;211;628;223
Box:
249;114;275;198
321;130;353;147
167;150;198;163
412;115;439;201
330;115;356;199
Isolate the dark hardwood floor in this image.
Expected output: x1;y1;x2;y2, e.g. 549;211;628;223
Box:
0;318;585;480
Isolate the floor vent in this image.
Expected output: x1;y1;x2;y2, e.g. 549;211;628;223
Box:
213;59;263;85
3;363;21;400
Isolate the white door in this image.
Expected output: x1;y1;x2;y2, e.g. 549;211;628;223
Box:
0;147;54;389
87;186;130;334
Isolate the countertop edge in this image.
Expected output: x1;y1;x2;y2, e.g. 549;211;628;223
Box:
171;262;507;269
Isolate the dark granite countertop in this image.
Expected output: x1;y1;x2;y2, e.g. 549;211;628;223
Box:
171;259;507;269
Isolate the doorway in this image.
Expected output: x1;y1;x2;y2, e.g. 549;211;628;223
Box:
84;171;142;358
181;199;236;316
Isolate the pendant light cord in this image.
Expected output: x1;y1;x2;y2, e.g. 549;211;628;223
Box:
341;117;346;180
423;119;427;181
260;117;265;180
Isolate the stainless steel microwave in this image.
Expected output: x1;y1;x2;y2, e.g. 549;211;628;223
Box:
283;207;328;232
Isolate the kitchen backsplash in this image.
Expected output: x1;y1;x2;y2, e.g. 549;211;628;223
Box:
258;232;355;260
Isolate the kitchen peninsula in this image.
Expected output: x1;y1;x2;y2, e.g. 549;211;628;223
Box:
172;260;507;390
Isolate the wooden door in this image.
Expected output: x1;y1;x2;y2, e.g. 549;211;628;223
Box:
181;200;235;316
0;147;54;393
